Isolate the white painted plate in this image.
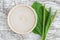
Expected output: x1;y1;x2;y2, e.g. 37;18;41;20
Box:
7;5;37;34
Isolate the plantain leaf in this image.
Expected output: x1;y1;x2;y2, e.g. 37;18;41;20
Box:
45;9;57;34
32;1;43;35
32;1;58;40
32;1;49;35
45;8;52;34
43;7;52;40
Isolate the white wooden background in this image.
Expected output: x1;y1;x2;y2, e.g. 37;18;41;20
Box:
0;0;60;40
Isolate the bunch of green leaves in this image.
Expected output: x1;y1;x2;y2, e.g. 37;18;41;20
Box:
32;1;57;40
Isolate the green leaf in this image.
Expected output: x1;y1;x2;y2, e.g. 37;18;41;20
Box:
32;1;58;40
42;7;52;40
45;8;52;34
32;1;49;35
45;9;57;35
32;1;43;35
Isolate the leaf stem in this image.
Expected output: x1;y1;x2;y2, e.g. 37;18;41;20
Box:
42;4;45;40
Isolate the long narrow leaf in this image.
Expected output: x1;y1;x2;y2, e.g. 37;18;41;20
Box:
45;8;52;34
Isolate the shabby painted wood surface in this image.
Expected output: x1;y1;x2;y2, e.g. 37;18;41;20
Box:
0;0;60;40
